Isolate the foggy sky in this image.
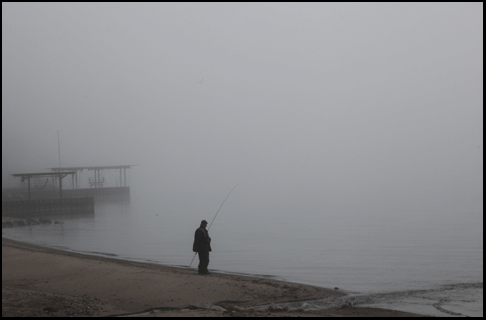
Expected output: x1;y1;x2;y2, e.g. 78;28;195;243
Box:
2;3;483;219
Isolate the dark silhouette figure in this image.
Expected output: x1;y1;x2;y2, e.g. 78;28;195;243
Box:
193;220;212;275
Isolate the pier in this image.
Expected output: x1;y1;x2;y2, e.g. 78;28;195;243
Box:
2;165;135;217
47;165;135;201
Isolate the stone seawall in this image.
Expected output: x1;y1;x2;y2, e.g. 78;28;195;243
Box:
2;197;94;217
2;217;62;228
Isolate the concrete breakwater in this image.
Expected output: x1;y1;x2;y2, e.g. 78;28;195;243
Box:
3;187;130;201
2;197;94;218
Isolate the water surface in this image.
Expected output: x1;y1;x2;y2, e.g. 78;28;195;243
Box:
2;198;482;316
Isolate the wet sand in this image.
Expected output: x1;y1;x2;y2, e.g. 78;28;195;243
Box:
2;237;428;317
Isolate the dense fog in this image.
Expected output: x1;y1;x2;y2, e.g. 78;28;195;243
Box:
2;3;483;222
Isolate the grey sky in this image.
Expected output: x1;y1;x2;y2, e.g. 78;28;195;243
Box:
2;3;483;219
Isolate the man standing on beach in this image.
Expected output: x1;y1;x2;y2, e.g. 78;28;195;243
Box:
193;220;212;275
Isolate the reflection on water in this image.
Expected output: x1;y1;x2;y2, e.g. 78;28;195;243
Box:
2;200;483;316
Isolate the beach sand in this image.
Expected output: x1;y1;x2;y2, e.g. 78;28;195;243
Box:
2;237;428;317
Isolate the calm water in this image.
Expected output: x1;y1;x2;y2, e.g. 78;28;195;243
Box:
2;198;483;316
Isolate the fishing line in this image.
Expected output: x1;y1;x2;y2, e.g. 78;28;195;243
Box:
189;183;238;268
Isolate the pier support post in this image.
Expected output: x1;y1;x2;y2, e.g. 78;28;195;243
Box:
59;172;63;198
27;177;31;200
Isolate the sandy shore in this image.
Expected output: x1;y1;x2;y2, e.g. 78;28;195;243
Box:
2;237;429;317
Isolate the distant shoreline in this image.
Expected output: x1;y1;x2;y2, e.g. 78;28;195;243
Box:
2;236;430;317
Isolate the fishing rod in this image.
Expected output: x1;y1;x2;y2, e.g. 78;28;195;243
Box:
189;183;238;268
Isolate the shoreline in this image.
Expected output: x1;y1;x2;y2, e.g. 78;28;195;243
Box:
1;236;323;291
2;236;430;317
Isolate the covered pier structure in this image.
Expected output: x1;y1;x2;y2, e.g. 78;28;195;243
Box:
47;165;136;201
11;171;76;200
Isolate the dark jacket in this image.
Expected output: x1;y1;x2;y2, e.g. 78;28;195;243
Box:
193;227;212;252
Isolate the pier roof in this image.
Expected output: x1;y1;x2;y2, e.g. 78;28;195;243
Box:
12;171;76;178
47;165;137;171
